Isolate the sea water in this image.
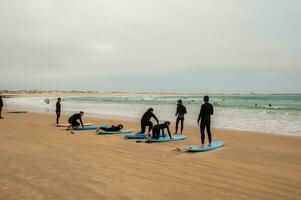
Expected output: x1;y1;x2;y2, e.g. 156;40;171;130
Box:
5;95;301;135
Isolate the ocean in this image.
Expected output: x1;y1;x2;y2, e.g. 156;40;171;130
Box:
4;95;301;136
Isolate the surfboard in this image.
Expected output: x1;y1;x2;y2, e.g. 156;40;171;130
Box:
98;129;132;134
73;125;107;130
186;141;224;152
124;133;165;139
57;123;93;127
145;135;187;143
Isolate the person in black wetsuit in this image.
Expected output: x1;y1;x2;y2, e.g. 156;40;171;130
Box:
100;124;123;132
151;121;172;139
197;95;213;147
55;98;61;124
175;99;187;134
67;111;85;130
0;95;3;119
137;108;159;134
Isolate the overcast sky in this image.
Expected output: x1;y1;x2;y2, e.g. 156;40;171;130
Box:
0;0;300;93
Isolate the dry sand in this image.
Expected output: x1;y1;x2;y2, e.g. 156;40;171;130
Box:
0;109;301;200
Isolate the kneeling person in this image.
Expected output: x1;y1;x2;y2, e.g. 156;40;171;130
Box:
151;121;172;139
68;111;85;130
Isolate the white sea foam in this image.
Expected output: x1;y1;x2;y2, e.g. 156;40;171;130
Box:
4;95;301;136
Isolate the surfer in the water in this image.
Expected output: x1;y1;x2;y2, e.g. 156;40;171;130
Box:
67;111;85;131
137;108;159;135
149;121;172;139
55;97;61;124
197;95;213;147
174;99;187;134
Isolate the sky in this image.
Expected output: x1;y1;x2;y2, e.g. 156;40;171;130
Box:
0;0;300;93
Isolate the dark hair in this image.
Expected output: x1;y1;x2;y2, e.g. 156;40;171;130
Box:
80;111;84;114
148;107;154;112
204;95;209;102
58;97;61;100
118;124;124;129
164;121;170;126
177;99;182;103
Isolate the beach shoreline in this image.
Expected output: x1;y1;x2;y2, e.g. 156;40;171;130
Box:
0;107;301;199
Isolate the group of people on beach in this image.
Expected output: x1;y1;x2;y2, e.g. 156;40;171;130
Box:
56;95;214;147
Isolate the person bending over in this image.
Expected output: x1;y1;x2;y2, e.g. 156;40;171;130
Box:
150;121;172;139
197;96;213;147
67;111;84;130
175;99;187;134
55;97;61;124
138;108;159;134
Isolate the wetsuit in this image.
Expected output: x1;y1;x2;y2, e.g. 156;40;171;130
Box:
100;125;122;132
55;101;61;124
175;104;187;134
68;113;84;127
0;96;3;118
198;102;213;144
152;123;172;139
140;110;159;133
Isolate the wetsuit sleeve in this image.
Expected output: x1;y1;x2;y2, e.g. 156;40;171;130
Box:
183;106;187;114
175;107;179;116
79;117;84;127
166;126;172;139
197;106;203;123
56;102;60;112
152;113;159;123
210;104;213;115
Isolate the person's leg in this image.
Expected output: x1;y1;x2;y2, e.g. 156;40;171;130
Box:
206;123;212;145
140;120;146;134
56;112;60;124
0;106;2;118
100;127;114;131
175;117;180;134
180;118;184;134
148;121;153;133
153;129;160;139
200;122;205;146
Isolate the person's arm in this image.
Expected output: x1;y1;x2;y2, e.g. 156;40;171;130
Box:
152;113;159;124
210;105;214;115
197;106;202;124
175;107;179;116
79;117;84;127
166;126;172;139
183;106;187;114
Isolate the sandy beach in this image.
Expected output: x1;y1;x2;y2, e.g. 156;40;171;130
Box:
0;108;300;200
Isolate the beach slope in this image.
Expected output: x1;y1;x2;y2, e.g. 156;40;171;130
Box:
0;110;301;200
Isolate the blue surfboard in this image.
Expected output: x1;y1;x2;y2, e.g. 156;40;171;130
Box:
145;135;187;143
125;133;165;139
98;129;132;134
74;125;107;130
186;141;224;152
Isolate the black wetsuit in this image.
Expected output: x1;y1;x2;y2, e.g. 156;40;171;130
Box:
152;123;172;139
55;101;61;124
198;102;213;144
68;113;84;127
100;125;122;132
0;96;3;118
140;110;159;133
175;104;187;134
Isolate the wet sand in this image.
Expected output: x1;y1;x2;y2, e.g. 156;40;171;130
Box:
0;109;301;200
